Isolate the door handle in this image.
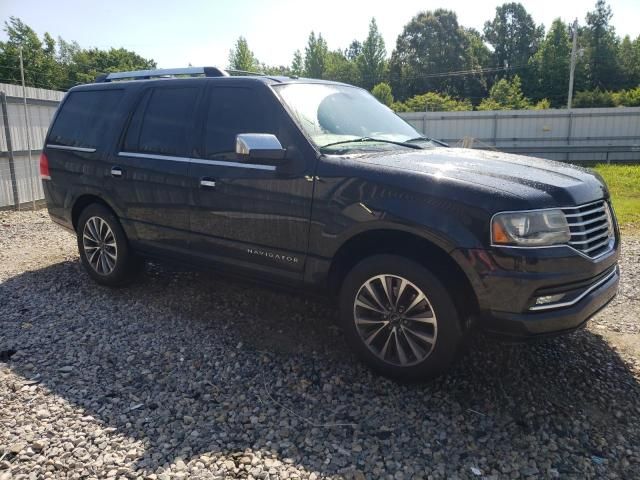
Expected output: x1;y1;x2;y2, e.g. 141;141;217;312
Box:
111;166;123;177
200;178;216;188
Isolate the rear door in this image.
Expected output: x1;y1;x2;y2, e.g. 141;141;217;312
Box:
188;83;316;281
113;83;203;255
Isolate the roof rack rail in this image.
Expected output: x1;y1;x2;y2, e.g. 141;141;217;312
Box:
95;66;229;83
226;69;266;77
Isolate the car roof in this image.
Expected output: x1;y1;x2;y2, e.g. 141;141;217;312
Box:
69;75;351;93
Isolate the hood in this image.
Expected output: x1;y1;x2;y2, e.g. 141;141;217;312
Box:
358;147;608;208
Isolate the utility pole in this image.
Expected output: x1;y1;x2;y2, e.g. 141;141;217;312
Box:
567;18;578;110
19;47;37;210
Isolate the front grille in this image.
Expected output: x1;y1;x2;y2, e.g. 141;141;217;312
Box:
562;200;614;258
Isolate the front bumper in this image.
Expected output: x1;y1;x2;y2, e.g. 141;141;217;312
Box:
453;240;620;339
481;265;619;338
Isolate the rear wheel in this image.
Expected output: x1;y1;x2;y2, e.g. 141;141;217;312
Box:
339;254;463;380
77;204;142;286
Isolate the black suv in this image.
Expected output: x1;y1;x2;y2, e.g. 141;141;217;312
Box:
41;67;620;379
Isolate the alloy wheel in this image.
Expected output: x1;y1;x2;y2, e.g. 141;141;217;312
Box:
353;274;438;366
82;216;118;275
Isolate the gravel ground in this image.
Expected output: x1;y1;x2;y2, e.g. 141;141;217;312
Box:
0;210;639;480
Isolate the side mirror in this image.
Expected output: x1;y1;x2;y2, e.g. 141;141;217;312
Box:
236;133;286;163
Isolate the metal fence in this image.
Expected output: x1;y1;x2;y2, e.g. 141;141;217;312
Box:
399;108;640;163
0;83;64;209
1;82;639;210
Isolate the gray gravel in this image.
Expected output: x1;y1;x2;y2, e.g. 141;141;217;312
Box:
1;209;639;480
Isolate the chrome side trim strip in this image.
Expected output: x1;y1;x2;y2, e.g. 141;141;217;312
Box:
529;268;618;311
46;144;96;153
117;151;276;171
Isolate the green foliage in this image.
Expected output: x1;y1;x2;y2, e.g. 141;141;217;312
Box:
530;19;571;107
618;35;640;89
388;10;470;100
290;50;304;77
612;86;640;107
580;0;621;90
394;91;472;112
357;18;387;90
533;98;551;109
0;17;155;90
592;164;640;227
228;36;259;72
371;82;394;106
483;3;544;68
477;75;532;110
573;88;615;107
304;31;328;78
324;50;360;84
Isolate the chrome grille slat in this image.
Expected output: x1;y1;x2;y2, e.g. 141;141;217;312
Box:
583;238;612;253
570;223;609;236
564;206;605;218
562;200;613;258
569;230;610;245
566;214;608;227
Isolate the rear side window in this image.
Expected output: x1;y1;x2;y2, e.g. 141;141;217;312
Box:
124;86;199;157
49;89;124;148
203;87;275;159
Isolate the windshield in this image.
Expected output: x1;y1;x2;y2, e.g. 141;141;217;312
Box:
274;83;424;152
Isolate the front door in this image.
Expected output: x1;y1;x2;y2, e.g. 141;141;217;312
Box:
188;83;316;282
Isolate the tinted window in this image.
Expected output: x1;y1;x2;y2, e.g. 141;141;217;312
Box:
49;89;124;148
203;87;275;159
124;86;199;157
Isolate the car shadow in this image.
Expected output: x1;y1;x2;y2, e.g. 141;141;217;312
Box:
1;259;639;478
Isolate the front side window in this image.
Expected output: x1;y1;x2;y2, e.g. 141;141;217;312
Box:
274;83;424;153
49;89;124;148
203;86;275;160
124;86;199;157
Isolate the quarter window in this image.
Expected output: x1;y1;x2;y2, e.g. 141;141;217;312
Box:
49;89;124;148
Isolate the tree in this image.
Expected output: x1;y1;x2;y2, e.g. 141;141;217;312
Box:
290;49;304;77
65;47;155;85
393;91;472;112
483;3;544;93
617;35;640;89
581;0;621;90
345;40;362;61
0;17;61;89
573;88;615;107
389;9;469;100
462;28;491;104
304;31;328;78
371;82;394;106
477;75;532;109
358;18;386;90
324;50;360;84
530;19;571;106
228;36;259;71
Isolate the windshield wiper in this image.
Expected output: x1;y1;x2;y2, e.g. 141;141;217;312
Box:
406;136;449;147
320;137;423;151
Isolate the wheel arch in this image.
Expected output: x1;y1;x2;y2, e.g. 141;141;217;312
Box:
71;194;119;231
327;228;479;324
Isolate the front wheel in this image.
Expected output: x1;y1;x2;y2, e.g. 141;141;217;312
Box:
339;255;463;380
77;203;142;287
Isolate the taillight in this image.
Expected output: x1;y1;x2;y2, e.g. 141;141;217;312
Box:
40;152;50;180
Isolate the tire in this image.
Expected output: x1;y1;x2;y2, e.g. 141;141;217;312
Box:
339;254;463;380
76;203;142;287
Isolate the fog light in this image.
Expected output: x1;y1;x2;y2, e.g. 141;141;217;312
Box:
534;294;566;306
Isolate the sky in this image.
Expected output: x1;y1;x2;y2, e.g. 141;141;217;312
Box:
1;0;639;69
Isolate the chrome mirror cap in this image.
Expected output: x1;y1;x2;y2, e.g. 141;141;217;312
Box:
236;133;286;161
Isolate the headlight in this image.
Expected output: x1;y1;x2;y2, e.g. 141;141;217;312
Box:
491;209;570;247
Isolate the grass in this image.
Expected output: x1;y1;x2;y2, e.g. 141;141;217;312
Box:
592;164;640;231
